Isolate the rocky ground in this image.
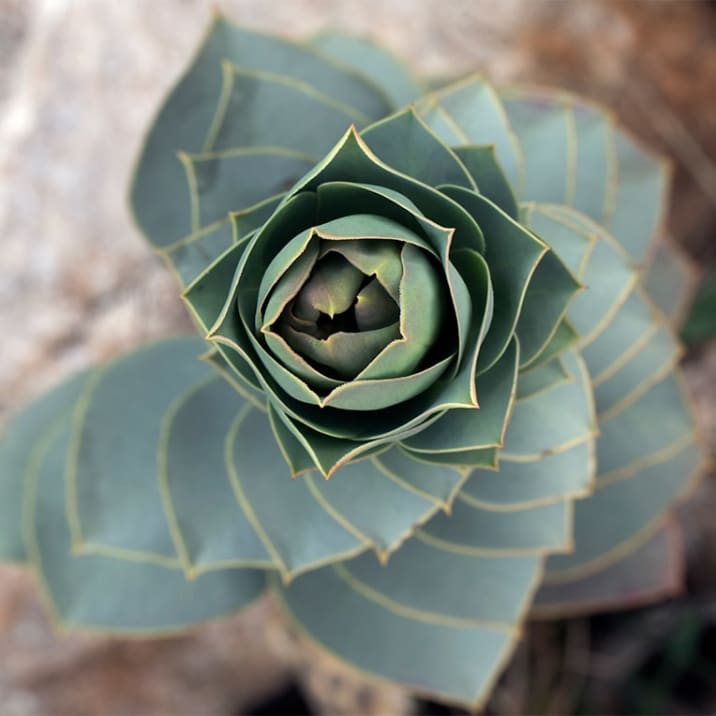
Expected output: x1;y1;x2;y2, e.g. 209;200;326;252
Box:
1;1;715;714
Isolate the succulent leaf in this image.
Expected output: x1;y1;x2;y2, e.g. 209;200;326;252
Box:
305;459;437;557
643;239;700;327
545;440;703;579
277;564;516;707
420;497;573;556
570;100;617;223
67;337;214;564
131;18;390;248
462;441;594;509
608;132;670;261
180;148;316;230
418;77;525;191
0;371;92;562
160;377;274;575
533;520;683;617
498;88;577;205
310;31;424;108
29;423;267;632
452;145;519;219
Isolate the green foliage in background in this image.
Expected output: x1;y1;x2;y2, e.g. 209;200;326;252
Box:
682;268;716;345
0;16;706;707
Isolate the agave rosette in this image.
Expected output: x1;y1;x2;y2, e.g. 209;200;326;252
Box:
0;17;707;707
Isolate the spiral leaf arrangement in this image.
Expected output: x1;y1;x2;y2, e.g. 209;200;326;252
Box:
0;17;707;707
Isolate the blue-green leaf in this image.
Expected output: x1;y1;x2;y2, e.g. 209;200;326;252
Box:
161;218;236;288
0;371;91;562
67;337;212;564
533;521;683;618
305;459;436;557
181;148;315;230
545;441;702;579
607;131;670;262
160;378;274;575
374;447;465;507
28;424;267;633
226;407;368;578
501;351;595;460
571;100;616;223
311;31;423;108
361;108;476;190
498;88;577;205
461;441;594;509
131;17;389;248
277;564;516;707
420;498;572;555
419;77;524;191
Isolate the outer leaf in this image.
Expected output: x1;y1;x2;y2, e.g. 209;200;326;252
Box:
567;220;637;345
131;16;389;248
341;537;542;625
277;564;517;708
374;447;465;507
202;348;266;410
461;441;594;510
311;31;424;108
643;239;699;329
205;63;364;156
501;351;595;460
580;288;656;384
305;459;436;558
498;88;577;205
607;131;670;262
544;369;703;582
595;373;695;479
545;441;702;580
594;324;682;420
160;378;274;575
160;218;236;288
533;519;683;618
419;76;525;191
226;407;368;579
67;337;212;563
181;148;316;230
570;99;616;223
0;371;91;562
28;424;267;633
420;498;572;555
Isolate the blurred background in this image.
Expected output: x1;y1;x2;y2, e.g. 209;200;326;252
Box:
1;1;715;713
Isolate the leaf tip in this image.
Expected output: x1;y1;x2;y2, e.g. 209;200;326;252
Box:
375;548;390;566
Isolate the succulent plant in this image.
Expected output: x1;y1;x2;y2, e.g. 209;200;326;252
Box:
0;16;707;708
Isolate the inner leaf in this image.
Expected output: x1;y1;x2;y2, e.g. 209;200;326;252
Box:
269;244;405;380
295;253;365;320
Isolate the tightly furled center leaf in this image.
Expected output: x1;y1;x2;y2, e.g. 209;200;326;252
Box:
259;213;448;382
